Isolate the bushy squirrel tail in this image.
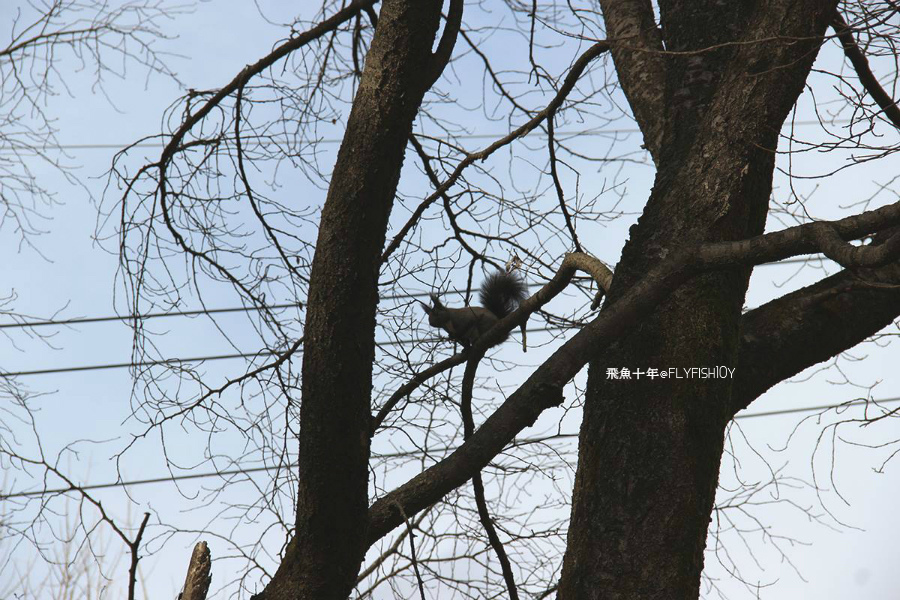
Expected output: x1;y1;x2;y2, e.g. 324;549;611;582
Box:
479;270;527;319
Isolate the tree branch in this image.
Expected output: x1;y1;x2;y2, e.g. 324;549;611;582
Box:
425;0;464;89
598;0;666;161
808;222;900;267
832;11;900;128
179;541;212;600
381;41;611;263
157;0;378;171
547;113;583;253
370;252;613;434
460;351;519;600
367;203;900;543
139;0;379;326
732;233;900;415
128;512;151;600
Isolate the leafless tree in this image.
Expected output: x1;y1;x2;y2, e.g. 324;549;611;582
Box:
6;0;900;599
1;1;180;598
0;0;180;245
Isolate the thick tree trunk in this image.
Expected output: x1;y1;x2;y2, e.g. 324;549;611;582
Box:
557;1;838;598
253;1;453;598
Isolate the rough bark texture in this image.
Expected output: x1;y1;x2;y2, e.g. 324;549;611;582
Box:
179;542;211;600
733;246;900;412
253;2;448;598
242;1;900;598
557;1;839;598
598;0;666;162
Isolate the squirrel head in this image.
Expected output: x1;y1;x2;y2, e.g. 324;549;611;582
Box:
420;294;447;328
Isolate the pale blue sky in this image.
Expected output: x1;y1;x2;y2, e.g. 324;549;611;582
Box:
2;1;900;598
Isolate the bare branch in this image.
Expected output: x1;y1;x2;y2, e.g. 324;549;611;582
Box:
368;201;900;542
460;351;519;600
832;11;900;128
381;41;611;263
370;252;614;434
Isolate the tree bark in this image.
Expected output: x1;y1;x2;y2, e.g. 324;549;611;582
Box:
253;1;456;598
557;1;839;598
733;240;900;412
179;542;211;600
596;0;666;162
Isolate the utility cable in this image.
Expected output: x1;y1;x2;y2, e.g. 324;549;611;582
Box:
1;327;581;377
2;395;897;500
0;255;829;331
0;119;848;154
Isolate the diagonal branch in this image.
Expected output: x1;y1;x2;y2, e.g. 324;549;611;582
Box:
367;203;900;544
832;11;900;128
393;503;427;600
732;234;900;415
370;252;613;434
381;41;611;263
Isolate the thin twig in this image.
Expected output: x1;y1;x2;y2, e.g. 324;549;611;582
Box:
393;503;427;600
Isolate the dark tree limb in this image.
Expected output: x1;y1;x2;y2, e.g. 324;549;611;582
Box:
460;351;520;600
732;236;900;415
807;222;900;267
598;0;666;161
832;11;900;128
425;0;464;90
368;200;900;544
128;513;151;600
258;2;453;598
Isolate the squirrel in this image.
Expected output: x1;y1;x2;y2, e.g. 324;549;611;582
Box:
421;270;528;350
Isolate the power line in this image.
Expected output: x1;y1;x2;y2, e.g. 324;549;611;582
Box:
0;252;845;377
732;397;900;419
0;120;842;154
0;303;302;330
0;289;448;331
0;285;443;330
0;350;280;378
2;395;896;500
1;326;582;377
2;129;618;151
0;255;831;332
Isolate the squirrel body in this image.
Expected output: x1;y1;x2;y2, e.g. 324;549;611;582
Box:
422;271;528;349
